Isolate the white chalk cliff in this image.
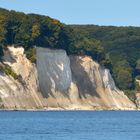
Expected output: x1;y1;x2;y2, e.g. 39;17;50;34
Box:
0;46;46;109
135;79;140;108
0;46;136;110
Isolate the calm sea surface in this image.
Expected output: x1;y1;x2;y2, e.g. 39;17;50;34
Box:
0;111;140;140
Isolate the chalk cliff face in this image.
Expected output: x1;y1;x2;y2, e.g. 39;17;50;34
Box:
36;47;135;110
0;46;45;109
135;79;140;108
70;56;135;109
0;46;136;110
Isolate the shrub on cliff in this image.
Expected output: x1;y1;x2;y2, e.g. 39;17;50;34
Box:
0;63;17;79
25;47;36;63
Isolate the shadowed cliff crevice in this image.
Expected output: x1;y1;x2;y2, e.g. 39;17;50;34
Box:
70;56;100;98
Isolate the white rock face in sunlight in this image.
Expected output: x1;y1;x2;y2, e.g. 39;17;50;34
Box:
0;46;136;110
36;47;136;110
70;56;136;110
37;48;72;97
0;46;45;109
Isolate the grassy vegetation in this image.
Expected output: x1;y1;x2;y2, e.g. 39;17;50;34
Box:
25;48;36;63
0;63;17;79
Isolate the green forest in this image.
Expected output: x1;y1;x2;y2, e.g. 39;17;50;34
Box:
0;8;140;101
70;25;140;100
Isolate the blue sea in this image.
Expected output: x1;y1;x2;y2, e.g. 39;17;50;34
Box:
0;111;140;140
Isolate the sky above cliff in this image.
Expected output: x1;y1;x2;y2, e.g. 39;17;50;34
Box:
0;0;139;26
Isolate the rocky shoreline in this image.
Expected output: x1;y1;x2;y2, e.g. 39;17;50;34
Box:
0;107;138;111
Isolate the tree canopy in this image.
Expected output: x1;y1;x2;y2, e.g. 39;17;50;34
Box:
70;25;140;99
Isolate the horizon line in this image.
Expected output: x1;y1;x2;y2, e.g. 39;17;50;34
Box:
1;7;140;28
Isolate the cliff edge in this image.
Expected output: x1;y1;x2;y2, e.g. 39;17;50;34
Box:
0;46;136;110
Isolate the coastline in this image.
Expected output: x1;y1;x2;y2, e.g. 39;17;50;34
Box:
0;107;139;112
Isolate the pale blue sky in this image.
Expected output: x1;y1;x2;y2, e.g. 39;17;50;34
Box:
0;0;139;26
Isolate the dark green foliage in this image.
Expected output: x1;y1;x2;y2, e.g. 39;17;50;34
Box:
0;8;69;50
78;38;104;62
111;60;133;89
0;46;3;60
0;8;104;63
124;90;136;102
70;25;140;92
25;48;36;63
